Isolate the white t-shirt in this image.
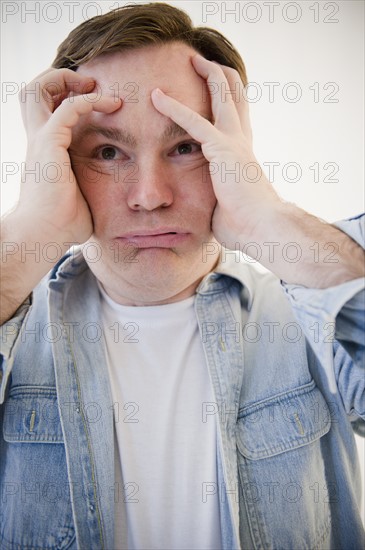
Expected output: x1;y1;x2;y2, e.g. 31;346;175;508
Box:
98;284;222;550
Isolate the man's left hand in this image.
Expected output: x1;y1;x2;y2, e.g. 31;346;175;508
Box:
151;54;365;288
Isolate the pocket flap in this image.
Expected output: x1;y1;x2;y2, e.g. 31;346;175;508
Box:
3;386;64;443
237;381;331;459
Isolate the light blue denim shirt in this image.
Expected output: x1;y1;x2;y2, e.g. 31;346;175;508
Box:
1;215;364;549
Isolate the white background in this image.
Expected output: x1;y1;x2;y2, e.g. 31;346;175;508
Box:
1;0;364;522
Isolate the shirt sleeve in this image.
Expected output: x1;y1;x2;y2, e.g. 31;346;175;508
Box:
281;214;365;420
0;296;32;404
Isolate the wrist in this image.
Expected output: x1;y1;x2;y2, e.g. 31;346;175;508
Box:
1;208;75;261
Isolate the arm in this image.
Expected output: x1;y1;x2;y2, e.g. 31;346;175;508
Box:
150;54;365;288
0;69;122;325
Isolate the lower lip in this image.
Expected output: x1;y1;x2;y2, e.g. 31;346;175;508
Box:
116;233;189;248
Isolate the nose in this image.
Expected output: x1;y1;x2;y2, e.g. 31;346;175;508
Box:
126;159;174;211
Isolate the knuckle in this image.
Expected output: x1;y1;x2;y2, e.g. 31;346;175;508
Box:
225;65;241;82
230;67;241;79
187;109;199;126
61;93;94;113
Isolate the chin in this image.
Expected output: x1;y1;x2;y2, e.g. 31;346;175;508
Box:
99;256;203;305
85;238;219;304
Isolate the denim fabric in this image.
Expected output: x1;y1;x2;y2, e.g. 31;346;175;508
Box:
1;215;364;549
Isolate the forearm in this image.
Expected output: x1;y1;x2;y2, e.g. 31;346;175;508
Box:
239;200;365;288
0;210;70;325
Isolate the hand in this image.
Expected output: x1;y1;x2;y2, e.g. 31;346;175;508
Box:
151;54;280;250
151;55;365;287
17;68;122;245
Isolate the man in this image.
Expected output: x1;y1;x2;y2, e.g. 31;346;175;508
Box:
0;2;364;549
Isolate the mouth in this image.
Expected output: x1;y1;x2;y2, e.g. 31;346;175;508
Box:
115;229;190;248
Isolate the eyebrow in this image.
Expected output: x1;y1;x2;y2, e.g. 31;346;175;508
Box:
76;121;193;147
76;125;138;147
75;116;212;147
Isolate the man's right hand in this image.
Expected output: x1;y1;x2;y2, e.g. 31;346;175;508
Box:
18;68;122;244
0;68;122;325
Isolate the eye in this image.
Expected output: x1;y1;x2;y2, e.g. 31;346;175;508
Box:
172;142;202;156
91;145;126;161
99;146;118;160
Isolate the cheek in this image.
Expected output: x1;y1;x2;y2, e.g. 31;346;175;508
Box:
73;162;121;208
181;164;216;216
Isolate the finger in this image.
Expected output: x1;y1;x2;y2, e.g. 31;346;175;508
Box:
22;68;96;106
191;54;242;134
20;68;96;132
151;88;220;146
31;67;56;79
42;94;122;150
218;64;253;145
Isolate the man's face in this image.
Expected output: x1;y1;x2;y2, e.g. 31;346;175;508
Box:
70;43;219;305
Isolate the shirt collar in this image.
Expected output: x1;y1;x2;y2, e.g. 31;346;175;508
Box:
195;249;264;310
53;246;259;310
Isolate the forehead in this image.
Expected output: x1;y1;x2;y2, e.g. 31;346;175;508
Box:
76;43;210;119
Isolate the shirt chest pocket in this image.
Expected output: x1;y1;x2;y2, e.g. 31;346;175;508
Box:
3;386;64;443
236;380;333;550
1;386;76;550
